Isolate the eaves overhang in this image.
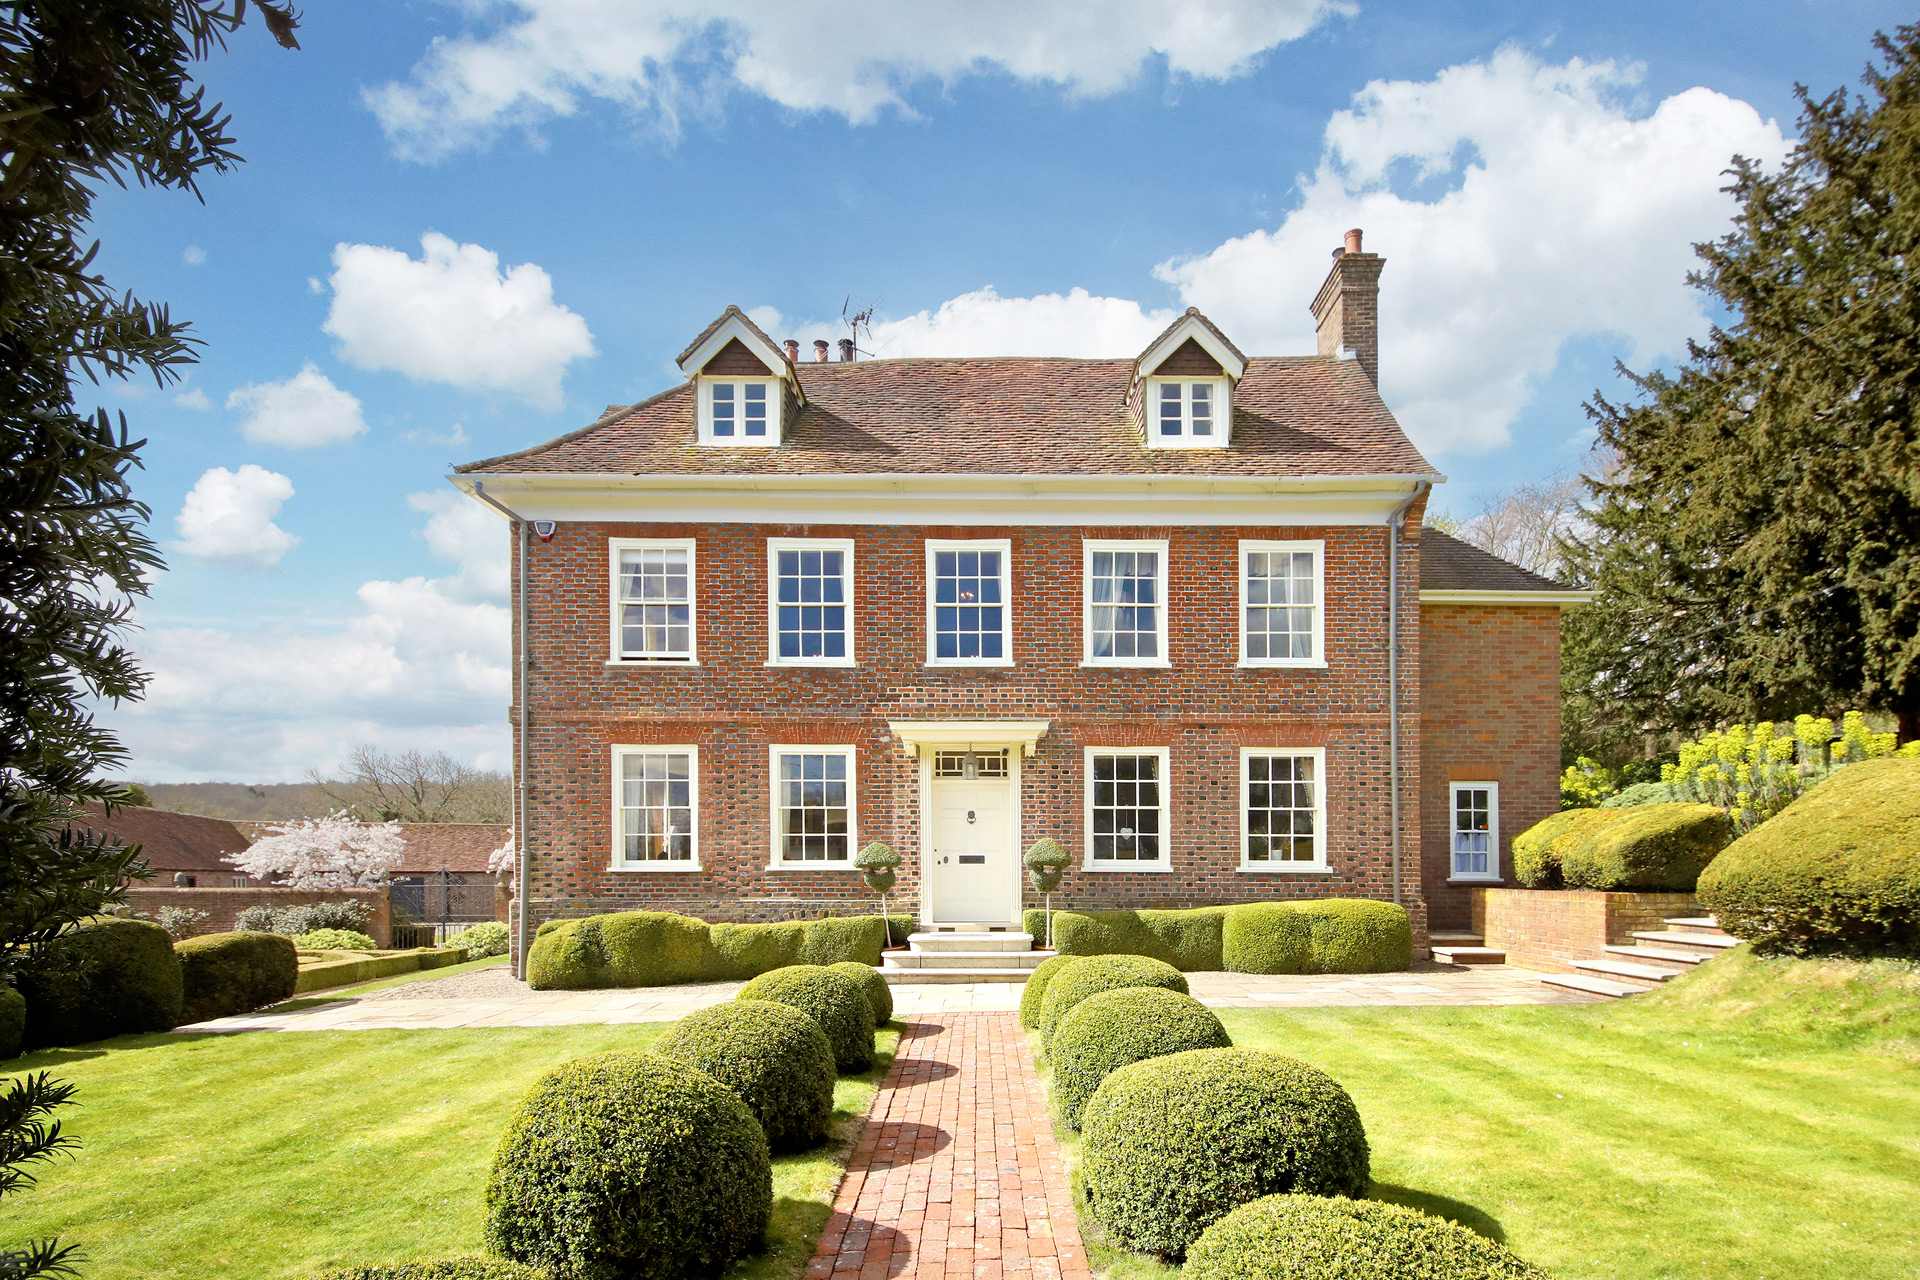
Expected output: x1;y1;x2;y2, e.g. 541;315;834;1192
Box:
1419;588;1595;610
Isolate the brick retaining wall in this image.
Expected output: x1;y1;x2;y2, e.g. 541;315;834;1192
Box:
1470;887;1697;973
124;886;392;947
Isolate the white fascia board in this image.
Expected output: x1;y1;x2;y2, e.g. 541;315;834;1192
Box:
1136;315;1247;380
1419;589;1596;609
675;316;796;389
446;471;1447;528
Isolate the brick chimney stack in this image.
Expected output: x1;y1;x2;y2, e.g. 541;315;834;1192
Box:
1309;227;1384;387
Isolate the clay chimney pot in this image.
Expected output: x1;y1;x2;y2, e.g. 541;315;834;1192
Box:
1344;228;1364;255
783;339;799;363
813;339;830;363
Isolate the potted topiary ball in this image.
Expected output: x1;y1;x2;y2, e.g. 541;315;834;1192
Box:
1024;837;1071;950
853;840;903;948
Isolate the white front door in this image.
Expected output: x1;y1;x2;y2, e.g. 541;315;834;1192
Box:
929;778;1013;923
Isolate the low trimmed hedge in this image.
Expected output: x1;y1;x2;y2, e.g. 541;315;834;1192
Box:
736;965;874;1073
0;986;23;1059
1184;1195;1549;1280
527;912;899;989
485;1051;770;1280
1699;758;1920;957
176;931;299;1022
1050;987;1231;1130
288;928;379;951
1036;954;1187;1042
294;946;468;994
1019;954;1083;1029
1080;1047;1370;1259
829;961;892;1026
655;1000;837;1152
443;923;510;957
15;918;182;1048
1036;902;1411;975
312;1261;551;1280
1513;804;1732;892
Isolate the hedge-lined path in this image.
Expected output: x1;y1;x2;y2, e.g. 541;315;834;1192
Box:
810;1011;1090;1280
174;961;1598;1034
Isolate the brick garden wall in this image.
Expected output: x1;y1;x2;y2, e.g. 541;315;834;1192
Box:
124;886;392;946
512;517;1430;953
1470;888;1698;973
1419;603;1564;929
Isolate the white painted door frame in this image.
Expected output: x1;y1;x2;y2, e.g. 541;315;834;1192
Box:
917;752;1022;925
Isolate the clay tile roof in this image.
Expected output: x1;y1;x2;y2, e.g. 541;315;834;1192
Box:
392;824;511;874
456;354;1436;479
73;803;252;874
1420;530;1572;592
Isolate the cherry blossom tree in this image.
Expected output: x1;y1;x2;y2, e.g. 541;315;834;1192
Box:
227;812;406;888
488;835;516;889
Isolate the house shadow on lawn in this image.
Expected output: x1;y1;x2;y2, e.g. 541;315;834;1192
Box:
10;1030;244;1069
1370;1181;1507;1242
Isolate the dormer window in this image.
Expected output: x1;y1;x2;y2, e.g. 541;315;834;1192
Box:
700;378;780;446
1153;379;1228;446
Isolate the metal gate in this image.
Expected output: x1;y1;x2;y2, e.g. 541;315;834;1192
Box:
391;872;498;932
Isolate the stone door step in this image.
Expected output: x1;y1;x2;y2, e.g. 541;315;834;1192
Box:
886;951;1049;970
906;932;1036;953
1603;944;1708;968
880;967;1032;985
1428;930;1485;945
1431;946;1506;965
1571;958;1676;987
1540;972;1644;999
1630;929;1737;951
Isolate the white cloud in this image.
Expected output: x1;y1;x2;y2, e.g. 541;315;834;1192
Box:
172;465;298;571
173;387;211;410
182;245;206;266
404;422;471;448
323;233;595;410
228;363;368;448
1156;48;1792;454
109;492;511;781
368;0;1348;158
767;287;1178;359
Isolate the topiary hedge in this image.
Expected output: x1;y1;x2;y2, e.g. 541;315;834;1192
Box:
736;965;873;1073
1698;758;1920;957
1037;903;1412;975
1560;804;1731;892
14;918;183;1048
527;912;898;989
1080;1048;1370;1259
1050;987;1231;1130
485;1051;770;1280
1019;954;1083;1029
1512;808;1616;888
829;961;892;1027
1184;1194;1550;1280
654;1000;837;1152
176;931;299;1022
0;986;23;1059
1036;954;1187;1042
312;1260;551;1280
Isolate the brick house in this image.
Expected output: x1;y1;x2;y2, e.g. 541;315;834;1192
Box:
453;230;1581;954
79;803;260;888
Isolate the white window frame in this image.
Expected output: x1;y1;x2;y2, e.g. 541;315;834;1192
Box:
1449;781;1502;882
768;745;859;870
1146;377;1230;449
1083;746;1173;873
924;538;1013;667
1238;746;1329;873
766;537;856;667
1082;538;1171;668
610;744;700;871
1238;539;1328;669
608;538;698;664
698;376;781;447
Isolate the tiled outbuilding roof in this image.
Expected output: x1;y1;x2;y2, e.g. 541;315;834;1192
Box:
457;355;1436;479
74;803;252;874
392;823;511;874
1420;530;1571;592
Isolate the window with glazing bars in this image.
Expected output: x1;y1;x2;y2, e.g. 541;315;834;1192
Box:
619;751;694;862
1245;548;1318;661
775;547;847;660
1088;547;1161;660
1090;753;1163;863
1245;753;1318;864
1452;785;1494;877
776;751;851;861
618;546;692;659
931;548;1005;660
1157;381;1216;439
711;382;768;438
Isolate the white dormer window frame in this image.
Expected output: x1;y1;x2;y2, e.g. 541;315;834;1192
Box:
1148;376;1231;449
699;376;781;447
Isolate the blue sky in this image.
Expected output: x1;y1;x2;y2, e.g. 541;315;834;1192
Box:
91;0;1908;782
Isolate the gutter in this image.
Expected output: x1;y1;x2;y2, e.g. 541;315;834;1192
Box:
1385;480;1431;907
470;482;534;981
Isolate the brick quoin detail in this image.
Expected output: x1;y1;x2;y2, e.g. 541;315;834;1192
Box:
511;519;1431;947
810;1012;1091;1280
1419;603;1563;930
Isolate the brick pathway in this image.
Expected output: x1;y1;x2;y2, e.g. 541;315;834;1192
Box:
809;1012;1091;1280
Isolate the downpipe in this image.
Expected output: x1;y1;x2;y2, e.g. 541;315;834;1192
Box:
471;482;533;980
1386;480;1430;907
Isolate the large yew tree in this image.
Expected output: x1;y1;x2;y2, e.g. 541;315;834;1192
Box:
1566;25;1920;748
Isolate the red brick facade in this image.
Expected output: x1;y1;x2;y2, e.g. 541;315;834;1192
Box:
1469;888;1699;973
1419;602;1565;929
514;517;1430;946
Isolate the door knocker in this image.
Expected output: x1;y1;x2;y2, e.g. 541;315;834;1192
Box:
966;810;977;824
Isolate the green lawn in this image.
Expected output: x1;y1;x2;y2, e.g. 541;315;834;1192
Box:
1056;948;1920;1280
3;1021;898;1280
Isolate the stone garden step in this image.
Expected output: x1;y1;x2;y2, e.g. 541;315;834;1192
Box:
1665;916;1733;937
879;967;1032;985
1539;972;1644;999
1431;946;1507;965
1603;944;1709;970
1571;957;1678;988
1630;929;1738;952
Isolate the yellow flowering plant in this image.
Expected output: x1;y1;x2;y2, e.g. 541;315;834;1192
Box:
1661;710;1920;831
